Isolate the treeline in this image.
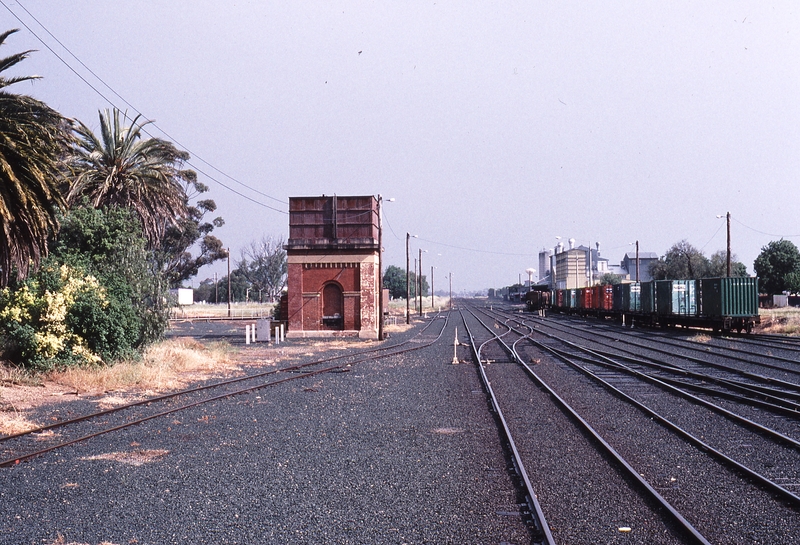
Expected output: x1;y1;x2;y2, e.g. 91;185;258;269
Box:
0;30;227;370
650;239;800;296
192;237;287;304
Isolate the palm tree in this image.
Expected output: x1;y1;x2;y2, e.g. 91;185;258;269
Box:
0;29;72;286
67;108;194;248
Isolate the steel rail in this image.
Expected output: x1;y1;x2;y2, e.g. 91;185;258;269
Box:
0;365;339;468
0;312;448;445
1;313;450;468
508;313;800;413
508;325;800;508
465;304;712;545
522;312;800;390
592;318;800;367
459;309;555;545
540;339;800;451
731;331;800;349
492;306;800;422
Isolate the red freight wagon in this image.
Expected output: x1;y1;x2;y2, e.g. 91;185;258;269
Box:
578;287;593;310
594;285;614;311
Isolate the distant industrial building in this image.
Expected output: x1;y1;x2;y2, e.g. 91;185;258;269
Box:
621;251;659;282
285;195;381;339
538;240;659;289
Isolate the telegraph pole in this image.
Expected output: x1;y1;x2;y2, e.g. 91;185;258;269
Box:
449;272;453;310
227;248;231;317
726;212;731;277
406;233;413;324
418;248;423;315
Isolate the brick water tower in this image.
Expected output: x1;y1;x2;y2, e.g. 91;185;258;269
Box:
285;195;382;339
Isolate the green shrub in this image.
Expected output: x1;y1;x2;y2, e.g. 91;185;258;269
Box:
0;206;169;370
0;264;107;370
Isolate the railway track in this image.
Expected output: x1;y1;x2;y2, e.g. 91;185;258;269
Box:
0;314;449;468
515;312;800;439
460;304;706;544
462;300;800;544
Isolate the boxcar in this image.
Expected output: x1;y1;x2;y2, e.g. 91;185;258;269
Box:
564;289;577;310
701;277;760;333
640;281;657;315
656;279;699;317
595;285;614;312
577;287;593;312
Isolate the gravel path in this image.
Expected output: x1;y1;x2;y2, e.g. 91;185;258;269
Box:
0;315;532;545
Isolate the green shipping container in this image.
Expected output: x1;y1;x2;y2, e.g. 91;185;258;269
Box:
565;289;577;309
701;277;759;318
640;281;656;314
612;283;624;311
656;280;699;317
623;282;641;312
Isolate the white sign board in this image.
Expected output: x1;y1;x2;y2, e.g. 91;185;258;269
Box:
177;288;194;306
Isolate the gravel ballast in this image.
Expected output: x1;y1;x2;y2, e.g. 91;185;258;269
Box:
0;316;532;545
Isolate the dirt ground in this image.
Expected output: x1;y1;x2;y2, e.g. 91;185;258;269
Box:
0;319;416;436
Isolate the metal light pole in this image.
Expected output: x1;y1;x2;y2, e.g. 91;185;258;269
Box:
574;252;579;289
587;244;593;286
413;258;417;312
431;265;435;309
449;272;452;309
406;233;417;324
377;196;394;340
636;240;640;282
418;248;426;315
227;247;231;317
406;233;411;324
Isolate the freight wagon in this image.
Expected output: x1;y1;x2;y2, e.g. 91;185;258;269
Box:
535;277;759;333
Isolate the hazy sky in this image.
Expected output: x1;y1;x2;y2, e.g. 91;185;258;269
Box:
3;1;798;291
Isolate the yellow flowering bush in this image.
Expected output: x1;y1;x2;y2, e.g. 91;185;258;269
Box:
0;263;109;369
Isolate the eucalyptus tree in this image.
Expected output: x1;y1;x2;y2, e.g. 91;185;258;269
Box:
649;240;710;280
236;236;287;302
0;29;72;286
754;240;800;295
67;108;193;248
156;181;226;288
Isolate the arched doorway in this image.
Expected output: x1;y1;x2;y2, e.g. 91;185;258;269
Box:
322;283;344;330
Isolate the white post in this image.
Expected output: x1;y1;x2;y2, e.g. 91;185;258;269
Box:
245;324;251;345
280;324;285;342
275;326;280;344
452;327;459;364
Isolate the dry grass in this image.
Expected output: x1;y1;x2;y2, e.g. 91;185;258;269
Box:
757;308;800;336
0;367;45;434
386;296;451;315
48;536;120;545
81;449;169;466
49;338;237;395
0;410;37;435
1;338;239;436
691;333;713;343
0;365;42;387
170;302;275;319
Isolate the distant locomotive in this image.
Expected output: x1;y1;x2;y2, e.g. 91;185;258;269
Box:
523;288;550;313
529;277;760;334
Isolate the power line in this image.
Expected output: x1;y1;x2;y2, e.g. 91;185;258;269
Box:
699;222;724;252
417;236;536;257
732;217;800;239
1;0;287;212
